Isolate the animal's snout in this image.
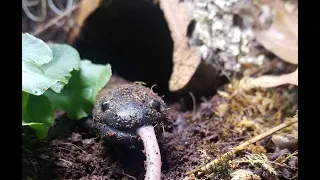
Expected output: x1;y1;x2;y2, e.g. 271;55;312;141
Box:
116;106;143;121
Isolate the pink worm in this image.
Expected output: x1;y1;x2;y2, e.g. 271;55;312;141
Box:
137;125;161;180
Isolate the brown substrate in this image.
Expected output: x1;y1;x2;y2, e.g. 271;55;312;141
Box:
22;83;298;180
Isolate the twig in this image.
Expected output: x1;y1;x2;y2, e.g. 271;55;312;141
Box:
32;4;80;36
188;92;197;119
186;117;298;177
60;142;86;153
122;170;137;180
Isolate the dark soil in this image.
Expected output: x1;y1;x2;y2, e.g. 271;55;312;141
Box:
22;81;298;180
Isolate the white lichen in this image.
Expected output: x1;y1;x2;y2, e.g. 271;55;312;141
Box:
188;0;267;77
231;169;261;180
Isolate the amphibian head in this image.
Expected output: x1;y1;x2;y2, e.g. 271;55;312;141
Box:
92;83;168;143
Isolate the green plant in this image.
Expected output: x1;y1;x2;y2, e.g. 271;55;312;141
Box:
22;33;112;138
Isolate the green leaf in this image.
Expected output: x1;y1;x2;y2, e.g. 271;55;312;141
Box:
22;94;55;138
22;33;53;66
22;34;81;95
22;92;29;123
45;60;112;119
22;122;49;139
22;91;29;110
43;44;81;93
22;60;65;95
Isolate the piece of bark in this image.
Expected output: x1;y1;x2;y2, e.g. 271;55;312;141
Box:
68;0;102;43
159;0;219;94
255;0;298;65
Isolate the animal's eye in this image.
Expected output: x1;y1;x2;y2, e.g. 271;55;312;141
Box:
150;100;161;111
101;101;110;111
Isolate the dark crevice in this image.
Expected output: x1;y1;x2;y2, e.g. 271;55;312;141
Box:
73;0;173;98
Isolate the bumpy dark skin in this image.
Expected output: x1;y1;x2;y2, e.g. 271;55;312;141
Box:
92;83;168;143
